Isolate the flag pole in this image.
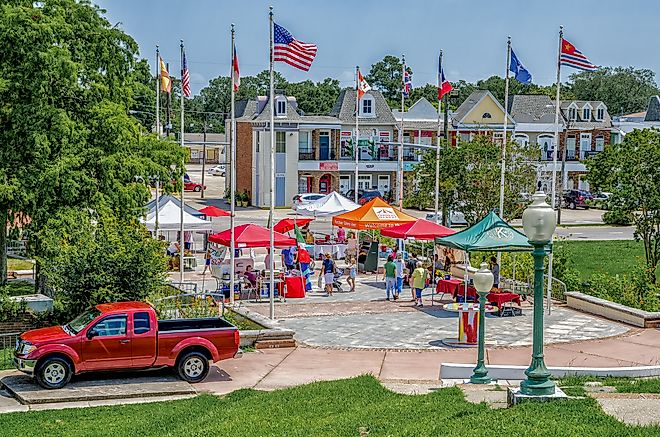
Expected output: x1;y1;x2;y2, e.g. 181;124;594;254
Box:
497;36;511;267
179;41;186;285
354;66;360;204
547;25;564;315
434;51;442;224
398;54;405;211
268;6;276;319
155;46;161;239
229;24;237;306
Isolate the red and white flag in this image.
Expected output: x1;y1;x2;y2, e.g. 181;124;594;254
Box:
273;22;317;72
181;49;191;97
232;46;240;92
438;54;452;100
357;69;371;99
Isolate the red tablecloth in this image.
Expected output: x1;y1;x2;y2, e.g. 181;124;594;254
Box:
487;292;521;307
436;278;462;295
285;276;306;298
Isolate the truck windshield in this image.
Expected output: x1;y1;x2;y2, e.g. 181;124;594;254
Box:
65;308;101;334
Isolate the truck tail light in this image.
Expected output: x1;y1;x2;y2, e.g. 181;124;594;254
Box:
234;330;240;347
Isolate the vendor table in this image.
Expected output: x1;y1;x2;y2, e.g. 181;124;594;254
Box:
433;278;478;305
441;302;498;347
487;291;522;317
306;244;348;260
285;276;306;298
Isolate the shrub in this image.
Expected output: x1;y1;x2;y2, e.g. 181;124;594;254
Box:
603;209;633;225
582;267;660;312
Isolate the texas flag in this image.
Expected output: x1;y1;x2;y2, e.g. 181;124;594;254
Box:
438;60;452;100
357;69;371;99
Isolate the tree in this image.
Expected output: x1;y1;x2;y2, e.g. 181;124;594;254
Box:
0;0;184;285
285;78;340;114
365;55;411;106
409;136;538;225
567;67;660;115
587;129;660;281
36;209;168;320
409;84;439;109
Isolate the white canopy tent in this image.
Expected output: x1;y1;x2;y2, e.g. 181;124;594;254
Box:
142;197;216;231
295;191;359;217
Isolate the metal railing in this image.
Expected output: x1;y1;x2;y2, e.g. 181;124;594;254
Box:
1;333;19;371
7;240;27;257
527;274;568;303
169;282;198;294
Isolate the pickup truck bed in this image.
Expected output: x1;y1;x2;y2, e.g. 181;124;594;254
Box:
158;318;234;332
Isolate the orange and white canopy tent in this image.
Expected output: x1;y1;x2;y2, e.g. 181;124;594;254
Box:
331;197;417;230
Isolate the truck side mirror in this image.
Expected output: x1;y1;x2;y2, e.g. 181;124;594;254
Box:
86;329;98;340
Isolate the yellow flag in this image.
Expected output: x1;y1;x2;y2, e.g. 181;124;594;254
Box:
159;57;171;93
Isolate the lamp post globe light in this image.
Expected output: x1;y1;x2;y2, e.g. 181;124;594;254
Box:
520;191;557;396
470;262;495;384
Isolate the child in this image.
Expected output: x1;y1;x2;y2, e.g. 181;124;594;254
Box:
202;247;212;274
347;257;357;292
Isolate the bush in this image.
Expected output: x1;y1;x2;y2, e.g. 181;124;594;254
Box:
582;267;660;312
603;209;633;225
36;209;168;320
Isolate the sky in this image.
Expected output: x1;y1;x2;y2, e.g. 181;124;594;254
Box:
97;0;660;96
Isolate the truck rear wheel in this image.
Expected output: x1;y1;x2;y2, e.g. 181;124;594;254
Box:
176;351;210;383
36;356;72;389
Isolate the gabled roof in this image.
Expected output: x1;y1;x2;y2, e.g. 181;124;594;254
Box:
644;96;660;122
452;90;513;127
235;95;340;125
560;100;612;129
393;97;438;121
435;211;532;252
330;89;397;125
508;95;556;124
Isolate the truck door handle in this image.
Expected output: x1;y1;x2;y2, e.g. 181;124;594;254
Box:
119;339;130;344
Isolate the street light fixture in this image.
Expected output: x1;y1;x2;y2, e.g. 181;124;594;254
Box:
520;190;557;396
470;262;494;384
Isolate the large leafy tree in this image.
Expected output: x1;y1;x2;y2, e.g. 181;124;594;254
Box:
0;0;184;285
587;129;660;281
567;67;660;115
365;55;411;106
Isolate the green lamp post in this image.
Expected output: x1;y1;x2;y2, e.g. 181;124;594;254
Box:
470;262;495;384
520;191;556;396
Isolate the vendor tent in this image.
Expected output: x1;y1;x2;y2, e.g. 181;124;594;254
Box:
209;224;296;248
198;205;231;217
145;195;203;217
274;218;314;234
296;191;359;217
142;198;216;230
381;219;455;240
332;197;417;230
434;211;532;252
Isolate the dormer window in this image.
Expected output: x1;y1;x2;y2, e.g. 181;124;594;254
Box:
276;98;286;116
568;107;577;121
596;107;605;121
583;107;591;120
361;98;373;116
482;112;492;119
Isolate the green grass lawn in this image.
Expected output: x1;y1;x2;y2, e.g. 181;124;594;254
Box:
1;280;35;297
554;240;650;280
0;347;13;371
7;258;34;271
0;376;658;436
559;375;660;396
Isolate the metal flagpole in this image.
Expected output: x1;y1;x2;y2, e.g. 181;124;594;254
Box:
398;55;405;211
230;24;237;306
354;66;360;204
155;46;161;239
434;51;442;223
497;36;511;268
547;25;564;315
179;41;186;284
268;7;276;319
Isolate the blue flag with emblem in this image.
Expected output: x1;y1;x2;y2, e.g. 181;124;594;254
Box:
509;49;532;84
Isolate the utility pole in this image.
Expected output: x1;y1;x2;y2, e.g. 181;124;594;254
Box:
201;114;208;199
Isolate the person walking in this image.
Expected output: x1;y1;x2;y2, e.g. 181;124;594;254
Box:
321;253;336;296
412;261;428;307
394;253;405;300
347;256;357;292
202;247;212;274
384;255;397;301
406;253;418;301
298;245;313;292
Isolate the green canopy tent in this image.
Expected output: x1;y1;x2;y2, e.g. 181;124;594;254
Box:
434;211;532;301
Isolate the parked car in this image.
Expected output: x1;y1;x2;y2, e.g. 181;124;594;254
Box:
14;302;241;389
292;193;325;211
357;190;382;205
425;211;468;226
563;189;593;210
208;164;226;177
343;189;364;201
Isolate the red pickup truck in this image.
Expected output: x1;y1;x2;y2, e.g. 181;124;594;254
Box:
13;301;241;389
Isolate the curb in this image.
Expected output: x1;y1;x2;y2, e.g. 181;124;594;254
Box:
440;363;660;380
231;306;296;347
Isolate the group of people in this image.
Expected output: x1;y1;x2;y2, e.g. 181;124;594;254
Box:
383;253;428;307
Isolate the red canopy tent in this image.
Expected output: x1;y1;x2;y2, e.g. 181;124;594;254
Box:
198;205;231;217
381;219;456;240
209;224;296;248
273;217;314;234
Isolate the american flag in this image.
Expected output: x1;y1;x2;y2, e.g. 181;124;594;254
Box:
273;22;317;72
560;38;597;72
403;70;412;97
181;49;191;97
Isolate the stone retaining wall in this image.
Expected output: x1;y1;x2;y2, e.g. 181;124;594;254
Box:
232;306;296;348
565;291;660;328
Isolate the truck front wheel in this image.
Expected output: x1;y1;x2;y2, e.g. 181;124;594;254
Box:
36;356;72;389
176;351;210;383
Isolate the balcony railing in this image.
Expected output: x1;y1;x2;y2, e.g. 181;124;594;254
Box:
298;150;315;160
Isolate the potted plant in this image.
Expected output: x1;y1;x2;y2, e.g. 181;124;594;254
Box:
242;190;251;207
236;191;245;207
